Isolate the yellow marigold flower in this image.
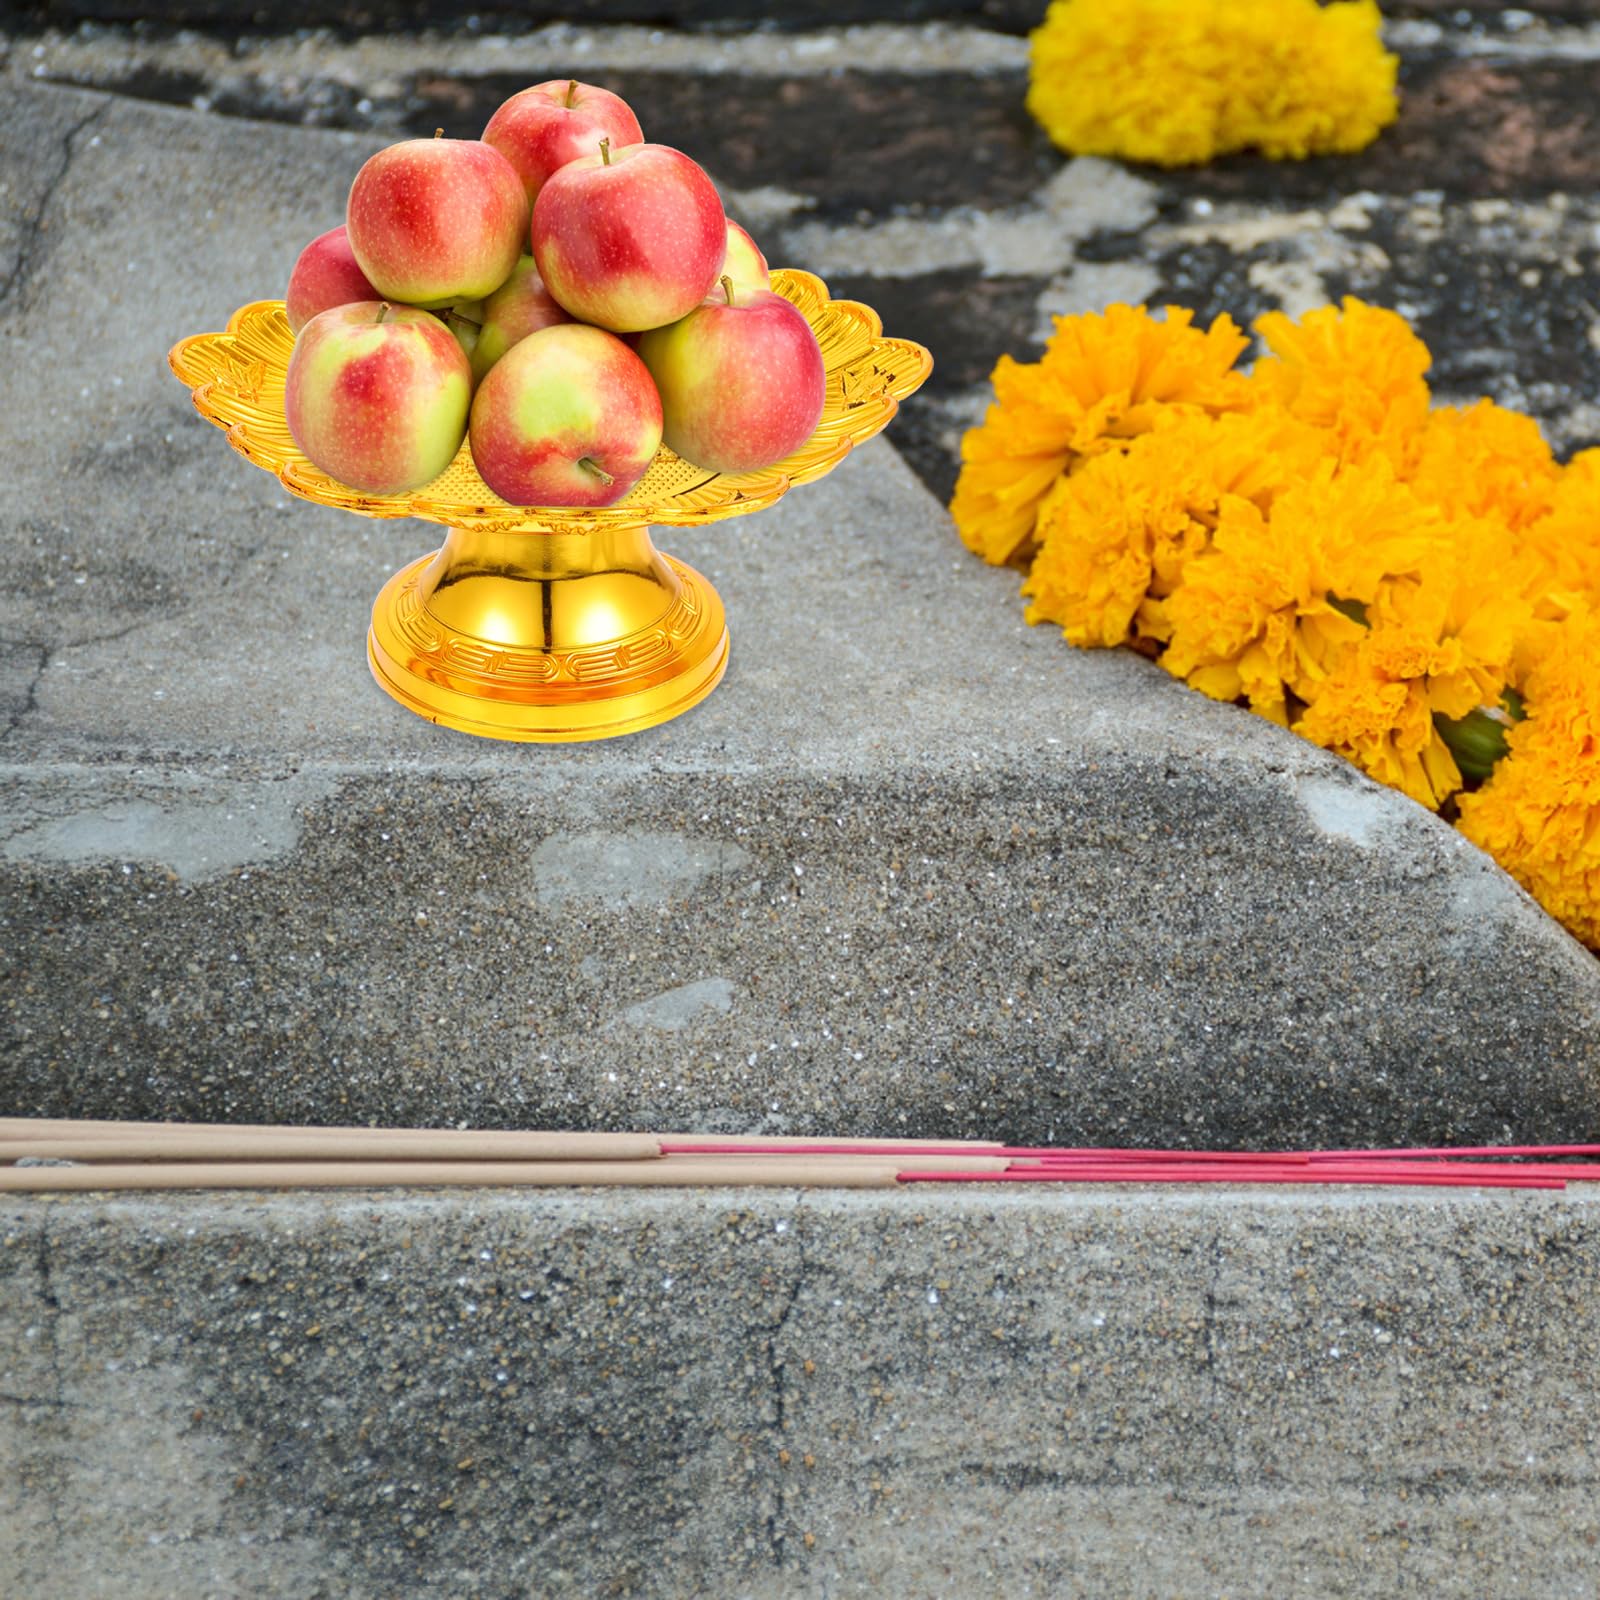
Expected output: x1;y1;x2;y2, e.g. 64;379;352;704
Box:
1026;0;1398;168
1406;399;1558;531
951;304;1249;567
1251;298;1432;468
1456;613;1600;948
1021;409;1325;650
1515;446;1600;619
1160;458;1436;724
1296;525;1528;809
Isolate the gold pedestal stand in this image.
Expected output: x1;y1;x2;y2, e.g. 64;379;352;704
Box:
367;525;727;742
170;271;930;742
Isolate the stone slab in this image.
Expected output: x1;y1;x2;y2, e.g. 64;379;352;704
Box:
3;83;1600;1146
12;1;1600;32
3;1185;1599;1598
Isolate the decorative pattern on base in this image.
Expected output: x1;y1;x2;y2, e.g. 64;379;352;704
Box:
368;550;730;743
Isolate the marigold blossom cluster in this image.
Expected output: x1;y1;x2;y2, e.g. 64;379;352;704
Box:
1027;0;1399;167
952;299;1600;948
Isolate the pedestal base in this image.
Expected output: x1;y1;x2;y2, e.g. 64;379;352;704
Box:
367;524;730;743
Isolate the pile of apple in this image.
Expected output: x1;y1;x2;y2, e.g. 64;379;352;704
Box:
282;80;826;507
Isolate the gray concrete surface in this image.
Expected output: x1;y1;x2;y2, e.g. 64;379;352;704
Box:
4;1186;1599;1598
4;82;1600;1146
7;30;1600;1600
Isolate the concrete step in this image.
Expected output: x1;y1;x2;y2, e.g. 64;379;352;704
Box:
3;82;1599;1147
4;1186;1599;1598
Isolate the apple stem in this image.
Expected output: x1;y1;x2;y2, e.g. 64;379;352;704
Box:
721;274;736;306
376;302;391;325
433;127;443;139
599;137;612;166
578;457;615;487
565;79;578;108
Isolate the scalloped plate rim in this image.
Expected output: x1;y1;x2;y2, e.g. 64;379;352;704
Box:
168;268;932;530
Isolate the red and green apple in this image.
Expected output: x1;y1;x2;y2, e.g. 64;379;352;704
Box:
468;322;663;507
532;141;726;333
346;135;528;309
285;224;380;334
482;79;645;205
638;278;825;475
470;255;572;384
719;221;770;299
285;301;471;495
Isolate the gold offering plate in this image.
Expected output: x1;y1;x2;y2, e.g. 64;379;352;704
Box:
169;270;932;740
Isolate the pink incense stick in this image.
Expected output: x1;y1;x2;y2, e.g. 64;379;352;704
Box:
998;1164;1587;1190
1305;1171;1600;1184
1311;1145;1600;1161
1007;1148;1313;1165
898;1168;1566;1189
667;1142;1315;1164
661;1140;1006;1158
1003;1157;1597;1185
1016;1158;1571;1184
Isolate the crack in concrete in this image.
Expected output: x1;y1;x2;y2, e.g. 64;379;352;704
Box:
32;1226;72;1560
59;618;153;653
763;1211;807;1570
1201;1229;1247;1494
0;99;108;314
0;1389;86;1408
2;640;50;743
1;617;162;744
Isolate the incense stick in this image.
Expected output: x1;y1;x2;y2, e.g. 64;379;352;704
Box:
0;1117;1009;1153
900;1168;1567;1189
661;1139;1009;1158
1311;1144;1600;1161
0;1158;910;1193
3;1117;1597;1195
0;1131;664;1165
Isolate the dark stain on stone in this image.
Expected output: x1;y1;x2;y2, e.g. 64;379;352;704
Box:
1148;199;1600;458
12;1;1047;33
1388;0;1600;13
36;62;1052;219
210;77;371;128
1147;243;1281;348
38;64;208;109
23;1200;800;1596
409;69;1052;216
883;397;965;506
822;269;1044;390
1365;203;1600;448
790;268;1048;504
1176;59;1600;202
16;0;1600;28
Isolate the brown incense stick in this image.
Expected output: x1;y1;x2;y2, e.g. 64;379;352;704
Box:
0;1131;664;1165
0;1117;1008;1155
0;1143;1006;1178
0;1158;912;1193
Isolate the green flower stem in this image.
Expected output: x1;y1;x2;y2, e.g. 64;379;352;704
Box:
1437;691;1527;783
